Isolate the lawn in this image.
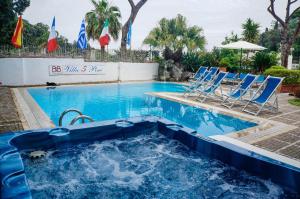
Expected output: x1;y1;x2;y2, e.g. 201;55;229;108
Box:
288;98;300;106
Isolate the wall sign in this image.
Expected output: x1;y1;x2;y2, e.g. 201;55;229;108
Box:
49;64;105;75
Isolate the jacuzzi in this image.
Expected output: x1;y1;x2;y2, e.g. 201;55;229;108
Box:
0;116;299;198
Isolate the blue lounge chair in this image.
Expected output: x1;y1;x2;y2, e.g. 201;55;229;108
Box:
189;66;208;81
242;76;284;116
221;74;257;109
255;75;265;86
224;72;238;85
238;73;247;81
195;72;228;102
183;67;218;96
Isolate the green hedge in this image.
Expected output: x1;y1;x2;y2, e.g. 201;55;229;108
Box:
264;68;300;85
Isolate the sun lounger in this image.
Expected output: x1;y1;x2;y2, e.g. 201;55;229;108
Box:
242;76;284;115
221;74;257;108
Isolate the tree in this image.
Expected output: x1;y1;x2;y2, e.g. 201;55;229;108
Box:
121;0;148;51
85;0;121;51
259;21;281;52
268;0;300;67
143;14;205;52
0;0;30;45
222;31;239;45
242;18;260;43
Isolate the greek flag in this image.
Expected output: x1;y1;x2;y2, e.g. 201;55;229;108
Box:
126;20;132;48
77;19;88;50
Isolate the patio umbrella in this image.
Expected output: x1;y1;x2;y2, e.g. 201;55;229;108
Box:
219;41;266;66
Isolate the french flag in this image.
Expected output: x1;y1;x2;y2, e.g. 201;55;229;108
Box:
47;17;58;52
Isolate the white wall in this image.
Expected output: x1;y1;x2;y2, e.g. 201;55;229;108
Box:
0;58;158;86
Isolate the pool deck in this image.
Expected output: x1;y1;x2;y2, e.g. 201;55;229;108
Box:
148;89;300;166
1;84;300;168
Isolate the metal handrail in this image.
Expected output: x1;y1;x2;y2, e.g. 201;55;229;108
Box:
58;109;83;126
69;115;94;125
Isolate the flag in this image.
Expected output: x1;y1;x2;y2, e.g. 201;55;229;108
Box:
47;17;58;52
77;19;88;50
126;20;132;48
99;19;110;47
11;15;23;48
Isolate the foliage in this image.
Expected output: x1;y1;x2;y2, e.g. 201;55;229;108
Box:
85;0;121;41
252;51;278;72
143;14;205;52
222;31;239;45
242;18;260;43
259;22;281;52
23;20;49;47
163;47;182;63
269;65;286;70
264;68;300;85
181;52;201;72
199;51;219;67
288;99;300;106
0;0;30;46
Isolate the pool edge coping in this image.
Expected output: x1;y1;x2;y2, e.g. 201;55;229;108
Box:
12;88;55;130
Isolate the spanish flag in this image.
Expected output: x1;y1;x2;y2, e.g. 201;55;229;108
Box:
11;16;23;48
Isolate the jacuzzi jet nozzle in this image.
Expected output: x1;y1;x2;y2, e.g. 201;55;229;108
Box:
29;150;47;159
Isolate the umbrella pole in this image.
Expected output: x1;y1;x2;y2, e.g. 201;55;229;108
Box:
240;48;243;67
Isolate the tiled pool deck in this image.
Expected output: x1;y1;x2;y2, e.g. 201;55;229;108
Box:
0;85;300;166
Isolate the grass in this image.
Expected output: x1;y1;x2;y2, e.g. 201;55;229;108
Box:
288;98;300;106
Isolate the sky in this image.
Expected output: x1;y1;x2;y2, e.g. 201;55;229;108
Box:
23;0;299;50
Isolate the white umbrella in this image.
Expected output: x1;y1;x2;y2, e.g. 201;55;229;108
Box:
219;41;267;66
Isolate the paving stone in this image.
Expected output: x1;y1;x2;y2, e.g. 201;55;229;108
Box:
0;87;23;133
274;132;300;143
278;145;300;160
254;138;288;152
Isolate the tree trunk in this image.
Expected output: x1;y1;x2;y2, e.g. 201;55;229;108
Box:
280;29;291;68
121;0;148;51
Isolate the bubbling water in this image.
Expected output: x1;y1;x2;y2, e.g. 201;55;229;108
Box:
21;132;297;199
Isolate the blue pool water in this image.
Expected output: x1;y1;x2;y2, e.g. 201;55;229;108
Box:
28;82;256;136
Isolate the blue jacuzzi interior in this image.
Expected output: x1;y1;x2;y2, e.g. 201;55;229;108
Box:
1;117;299;199
28;82;257;136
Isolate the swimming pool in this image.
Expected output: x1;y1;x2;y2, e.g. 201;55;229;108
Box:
28;82;256;136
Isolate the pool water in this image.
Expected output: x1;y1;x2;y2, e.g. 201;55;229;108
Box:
21;131;295;199
28;82;256;136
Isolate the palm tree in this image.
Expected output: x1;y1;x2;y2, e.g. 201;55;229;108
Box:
85;0;121;51
242;18;260;43
144;14;205;52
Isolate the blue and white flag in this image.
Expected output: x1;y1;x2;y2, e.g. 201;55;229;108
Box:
77;19;88;50
126;20;132;48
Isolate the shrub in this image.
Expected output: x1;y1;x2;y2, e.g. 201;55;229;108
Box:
269;65;286;70
219;57;230;68
181;52;201;72
199;52;219;67
252;51;278;72
264;68;300;85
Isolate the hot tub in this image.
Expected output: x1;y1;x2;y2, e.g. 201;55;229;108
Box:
0;116;299;198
